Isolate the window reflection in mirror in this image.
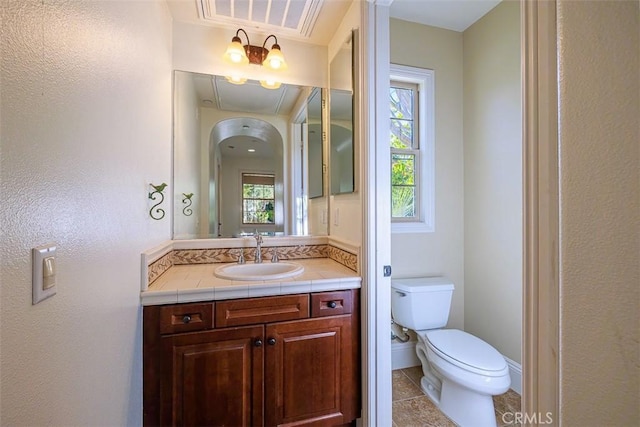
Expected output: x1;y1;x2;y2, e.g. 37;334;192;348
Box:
329;31;355;195
172;71;328;239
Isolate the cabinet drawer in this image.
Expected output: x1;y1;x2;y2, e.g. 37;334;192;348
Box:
311;290;353;318
159;303;213;334
216;294;309;327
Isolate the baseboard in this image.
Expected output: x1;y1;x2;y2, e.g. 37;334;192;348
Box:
504;356;522;395
391;340;420;370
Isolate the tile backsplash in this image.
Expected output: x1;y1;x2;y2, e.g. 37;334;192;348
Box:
144;238;359;289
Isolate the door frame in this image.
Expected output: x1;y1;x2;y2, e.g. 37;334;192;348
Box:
521;1;560;423
361;0;560;425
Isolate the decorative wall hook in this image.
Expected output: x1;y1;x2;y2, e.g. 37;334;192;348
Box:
148;183;167;220
182;193;194;216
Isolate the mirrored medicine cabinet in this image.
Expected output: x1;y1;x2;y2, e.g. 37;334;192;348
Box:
329;30;356;195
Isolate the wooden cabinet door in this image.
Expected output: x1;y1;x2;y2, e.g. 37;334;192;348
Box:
161;326;264;427
265;315;356;427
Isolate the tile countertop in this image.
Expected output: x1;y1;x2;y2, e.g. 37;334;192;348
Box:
141;258;362;306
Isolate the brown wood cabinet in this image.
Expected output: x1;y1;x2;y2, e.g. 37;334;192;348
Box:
143;290;360;427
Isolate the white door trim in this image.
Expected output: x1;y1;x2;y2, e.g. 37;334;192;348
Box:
522;1;560;424
361;0;393;425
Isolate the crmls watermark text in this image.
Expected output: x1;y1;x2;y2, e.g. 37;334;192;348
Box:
502;412;554;425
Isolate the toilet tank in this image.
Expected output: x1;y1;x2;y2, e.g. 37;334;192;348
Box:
391;277;454;330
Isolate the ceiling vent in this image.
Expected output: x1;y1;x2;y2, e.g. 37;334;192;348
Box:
197;0;324;40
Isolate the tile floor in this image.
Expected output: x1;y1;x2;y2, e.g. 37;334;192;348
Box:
392;367;522;427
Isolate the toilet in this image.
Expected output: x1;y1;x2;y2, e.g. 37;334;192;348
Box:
391;277;511;427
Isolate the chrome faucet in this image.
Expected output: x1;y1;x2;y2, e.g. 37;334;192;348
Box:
253;231;263;263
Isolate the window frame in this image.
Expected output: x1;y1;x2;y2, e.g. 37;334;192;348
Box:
390;80;420;223
240;172;276;225
390;64;435;233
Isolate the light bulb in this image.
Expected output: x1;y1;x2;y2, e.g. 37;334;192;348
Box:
268;58;282;69
223;38;249;66
262;45;287;71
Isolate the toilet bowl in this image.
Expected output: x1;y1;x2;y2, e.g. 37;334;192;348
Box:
391;277;511;427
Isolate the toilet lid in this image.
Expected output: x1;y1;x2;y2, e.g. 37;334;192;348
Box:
425;329;507;372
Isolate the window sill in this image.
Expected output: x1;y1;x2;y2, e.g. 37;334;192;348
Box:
391;221;434;234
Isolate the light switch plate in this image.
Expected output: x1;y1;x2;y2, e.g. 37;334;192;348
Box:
32;244;57;304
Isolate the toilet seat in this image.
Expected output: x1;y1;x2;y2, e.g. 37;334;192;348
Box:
421;329;508;377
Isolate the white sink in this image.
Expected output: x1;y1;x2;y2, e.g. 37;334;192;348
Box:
214;261;304;281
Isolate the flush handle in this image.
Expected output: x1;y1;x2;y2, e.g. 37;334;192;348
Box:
395;291;406;297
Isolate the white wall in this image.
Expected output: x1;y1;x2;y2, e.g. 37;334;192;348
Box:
173;71;201;238
462;1;522;364
389;20;465;330
0;1;172;425
557;1;639;424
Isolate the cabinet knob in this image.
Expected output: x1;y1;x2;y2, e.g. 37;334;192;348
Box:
182;315;192;324
327;301;337;309
254;339;263;347
267;337;277;346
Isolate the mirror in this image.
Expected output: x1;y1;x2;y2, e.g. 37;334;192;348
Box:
329;31;355;195
305;87;329;235
307;89;323;199
172;71;328;239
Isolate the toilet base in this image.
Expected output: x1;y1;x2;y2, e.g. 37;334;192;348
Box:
422;377;498;427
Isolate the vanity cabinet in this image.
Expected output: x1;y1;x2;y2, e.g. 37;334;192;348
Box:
143;290;360;427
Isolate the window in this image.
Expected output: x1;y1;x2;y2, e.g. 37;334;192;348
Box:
390;64;434;233
241;173;275;224
391;81;419;220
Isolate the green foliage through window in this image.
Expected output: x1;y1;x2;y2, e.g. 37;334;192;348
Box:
242;173;275;224
391;153;416;217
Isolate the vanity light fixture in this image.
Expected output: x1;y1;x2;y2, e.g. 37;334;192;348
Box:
223;28;288;89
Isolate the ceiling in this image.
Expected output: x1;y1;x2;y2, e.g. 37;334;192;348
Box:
389;0;501;32
166;0;502;46
166;0;353;45
200;74;302;115
187;73;301;159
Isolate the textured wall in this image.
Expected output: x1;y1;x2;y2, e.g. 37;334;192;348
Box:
0;1;172;425
389;19;465;330
462;1;522;364
557;0;639;424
